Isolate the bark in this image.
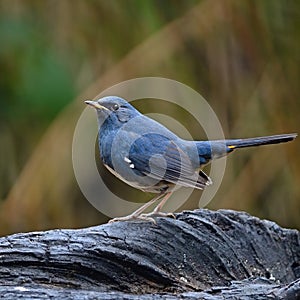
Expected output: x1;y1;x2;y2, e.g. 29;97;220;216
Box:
0;209;299;299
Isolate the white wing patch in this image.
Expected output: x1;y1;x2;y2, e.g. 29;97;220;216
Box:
124;157;135;169
124;157;132;163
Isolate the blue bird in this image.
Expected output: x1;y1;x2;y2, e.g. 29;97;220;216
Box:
85;96;297;223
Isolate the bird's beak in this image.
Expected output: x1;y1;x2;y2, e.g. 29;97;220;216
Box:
85;100;108;110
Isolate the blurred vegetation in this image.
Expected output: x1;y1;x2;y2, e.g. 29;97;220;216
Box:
0;0;299;235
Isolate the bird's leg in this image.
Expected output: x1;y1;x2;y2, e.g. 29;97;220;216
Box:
108;193;164;223
141;192;176;219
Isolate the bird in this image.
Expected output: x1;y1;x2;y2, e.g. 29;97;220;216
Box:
85;96;297;223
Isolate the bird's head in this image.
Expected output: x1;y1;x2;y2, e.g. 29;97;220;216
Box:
85;96;140;128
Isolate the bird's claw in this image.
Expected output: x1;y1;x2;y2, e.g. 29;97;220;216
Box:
108;214;157;224
108;210;176;224
140;212;176;219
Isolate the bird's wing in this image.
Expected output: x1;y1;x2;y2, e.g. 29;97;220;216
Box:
128;134;212;189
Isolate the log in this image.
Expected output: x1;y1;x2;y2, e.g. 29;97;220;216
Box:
0;209;299;299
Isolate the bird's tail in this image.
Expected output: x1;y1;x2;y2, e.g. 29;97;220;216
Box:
197;133;297;165
225;133;297;150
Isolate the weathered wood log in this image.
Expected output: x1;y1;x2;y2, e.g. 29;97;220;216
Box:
0;209;299;299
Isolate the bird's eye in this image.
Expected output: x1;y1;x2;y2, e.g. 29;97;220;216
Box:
112;104;119;111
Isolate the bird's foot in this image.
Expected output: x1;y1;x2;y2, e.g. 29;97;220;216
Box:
108;214;156;224
140;211;176;219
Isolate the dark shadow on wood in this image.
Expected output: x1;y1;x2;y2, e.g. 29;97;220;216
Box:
0;209;299;299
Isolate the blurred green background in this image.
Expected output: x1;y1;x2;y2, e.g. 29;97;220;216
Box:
0;0;299;235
